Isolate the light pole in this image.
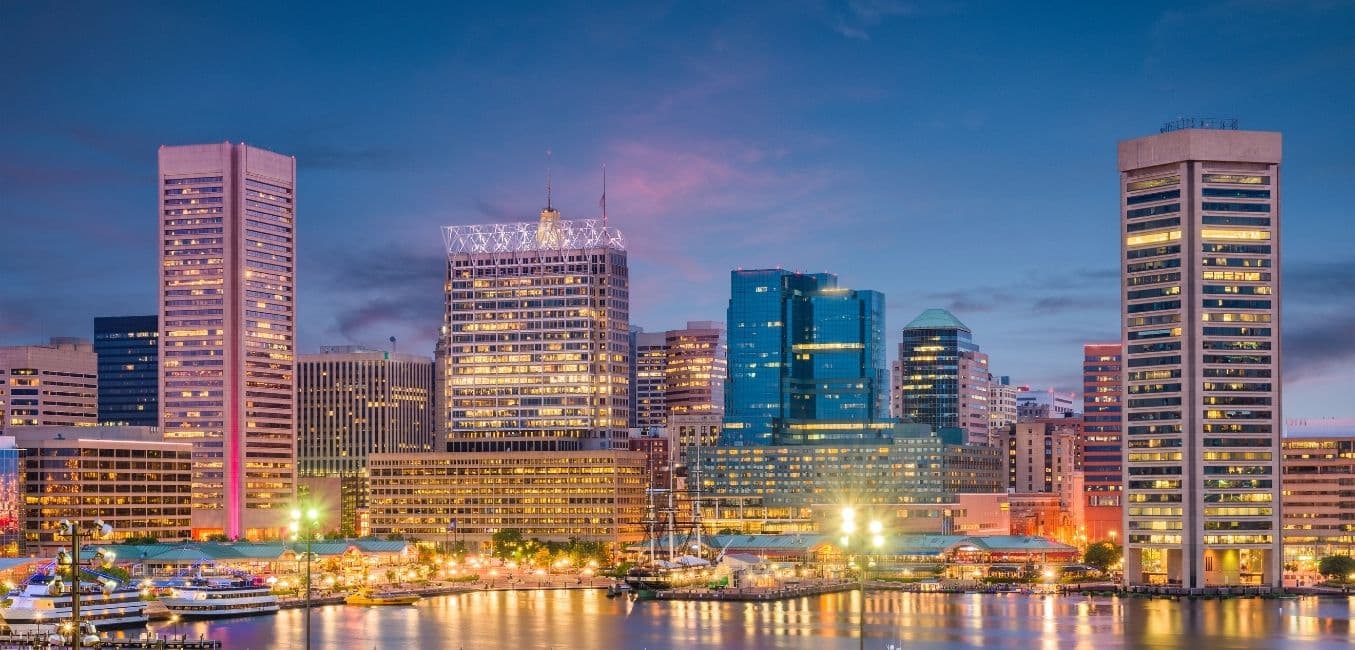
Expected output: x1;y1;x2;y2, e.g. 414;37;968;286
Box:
290;504;321;650
839;508;884;650
54;518;115;650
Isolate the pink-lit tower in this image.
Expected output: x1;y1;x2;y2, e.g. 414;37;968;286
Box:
158;143;296;541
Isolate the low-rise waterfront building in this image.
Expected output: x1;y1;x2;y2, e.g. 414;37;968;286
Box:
366;450;647;551
1281;422;1355;577
15;426;191;553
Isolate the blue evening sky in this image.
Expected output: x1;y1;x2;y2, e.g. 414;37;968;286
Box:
2;1;1352;418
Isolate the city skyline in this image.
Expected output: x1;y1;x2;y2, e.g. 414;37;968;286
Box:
2;2;1354;420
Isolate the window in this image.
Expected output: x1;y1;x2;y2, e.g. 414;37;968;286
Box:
1127;189;1181;205
1127;176;1180;192
1202;188;1270;199
1202;202;1270;213
1127;204;1180;219
1202;174;1268;185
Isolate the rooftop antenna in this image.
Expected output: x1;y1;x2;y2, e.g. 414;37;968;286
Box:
546;148;553;211
601;164;608;228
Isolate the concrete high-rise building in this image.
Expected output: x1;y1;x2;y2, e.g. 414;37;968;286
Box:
0;338;98;436
664;321;726;419
158;142;297;540
628;321;727;430
297;346;433;477
1280;418;1355;579
297;346;432;533
723;270;889;446
94;315;159;426
988;375;1017;441
897;309;989;445
0;437;18;557
15;426;192;553
1119;124;1282;588
441;201;630;452
1083;343;1124;542
1005;420;1083;544
632;331;668;429
1016;386;1076;420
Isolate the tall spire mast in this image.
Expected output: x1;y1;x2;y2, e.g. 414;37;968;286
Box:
546;148;553;211
601;164;608;228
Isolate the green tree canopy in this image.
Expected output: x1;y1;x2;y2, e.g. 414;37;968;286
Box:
1083;542;1123;571
1317;555;1355;581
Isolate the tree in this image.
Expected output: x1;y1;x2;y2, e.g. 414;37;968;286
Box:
1083;542;1122;572
1317;555;1355;582
121;535;159;545
204;534;231;543
491;529;524;558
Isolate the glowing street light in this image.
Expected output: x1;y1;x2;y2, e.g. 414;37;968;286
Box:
290;503;322;650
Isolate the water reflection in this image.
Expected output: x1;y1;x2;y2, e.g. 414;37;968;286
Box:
144;590;1353;649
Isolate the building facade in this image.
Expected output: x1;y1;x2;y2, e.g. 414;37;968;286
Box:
664;321;726;420
1016;387;1076;420
700;425;1004;531
440;205;629;452
0;338;98;436
158;142;297;540
632;331;668;429
896;309;989;445
988;376;1017;441
1082;343;1124;542
297;347;432;534
1281;432;1355;572
723;270;889;446
366;450;647;549
15;426;192;553
297;346;433;477
94;316;159;426
1119;126;1283;588
0;437;18;557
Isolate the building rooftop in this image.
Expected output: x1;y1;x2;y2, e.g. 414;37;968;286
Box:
903;308;970;332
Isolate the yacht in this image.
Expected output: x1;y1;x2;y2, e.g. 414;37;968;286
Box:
0;572;148;635
160;576;279;619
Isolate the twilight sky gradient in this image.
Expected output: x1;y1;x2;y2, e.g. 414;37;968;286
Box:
2;1;1353;418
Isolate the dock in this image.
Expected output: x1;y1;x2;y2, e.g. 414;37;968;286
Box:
650;581;856;602
0;634;220;649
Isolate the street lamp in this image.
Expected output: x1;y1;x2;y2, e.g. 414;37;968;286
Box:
840;508;884;650
290;504;321;650
54;518;115;650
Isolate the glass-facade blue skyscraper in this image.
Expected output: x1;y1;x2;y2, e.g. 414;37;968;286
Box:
897;308;980;432
723;270;890;445
93;315;159;426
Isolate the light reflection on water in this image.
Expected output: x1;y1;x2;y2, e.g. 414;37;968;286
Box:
145;590;1354;649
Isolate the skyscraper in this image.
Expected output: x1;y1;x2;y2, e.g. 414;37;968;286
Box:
722;270;889;446
297;346;433;476
1082;343;1123;542
297;346;432;535
441;202;629;452
158;142;297;540
0;338;98;436
1119;124;1282;588
94;315;159;426
632;331;668;429
897;309;990;445
664;321;726;420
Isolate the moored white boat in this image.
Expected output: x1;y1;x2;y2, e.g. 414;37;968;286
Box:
0;572;147;635
160;576;279;619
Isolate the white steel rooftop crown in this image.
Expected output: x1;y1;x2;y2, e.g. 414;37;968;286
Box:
442;215;625;255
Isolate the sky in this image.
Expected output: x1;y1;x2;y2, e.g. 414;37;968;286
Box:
2;1;1353;418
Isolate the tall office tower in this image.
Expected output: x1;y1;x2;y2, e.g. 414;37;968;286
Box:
94;315;159;426
664;321;726;419
626;326;643;428
0;338;98;436
158;143;296;540
1119;124;1282;589
1016;386;1076;420
297;346;433;475
441;202;629;452
988;375;1017;440
0;437;19;557
723;270;889;446
897;309;989;444
433;333;450;449
632;331;668;428
1082;343;1124;542
297;346;432;535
